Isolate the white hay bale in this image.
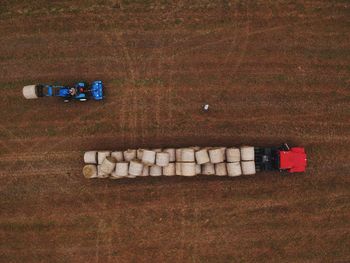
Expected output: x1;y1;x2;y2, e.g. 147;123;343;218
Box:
129;160;144;177
141;166;149;176
152;148;162;152
150;165;162;176
196;164;201;175
137;149;144;160
110;173;124;179
227;162;242;177
163;163;176;176
208;148;225;164
84;151;97;164
240;146;255;161
101;156;117;174
195;149;210;164
241;161;256;175
175;148;182;161
111;151;124;162
23;85;38;99
181;162;196;176
142;150;156;166
156;152;170;167
215;163;227;176
83;165;97;179
97;165;109;178
191;146;201;151
114;162;129;177
202;163;215;175
220;147;227;161
181;148;195;162
163;148;176;162
226;148;241;162
98;151;111;165
175;162;182;176
123;149;136;162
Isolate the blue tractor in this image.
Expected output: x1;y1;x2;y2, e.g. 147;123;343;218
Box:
23;80;103;102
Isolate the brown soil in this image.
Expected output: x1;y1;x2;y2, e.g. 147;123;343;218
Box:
0;1;349;262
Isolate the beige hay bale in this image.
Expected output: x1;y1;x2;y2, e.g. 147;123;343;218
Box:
124;149;136;162
163;148;176;162
202;163;215;175
22;85;38;99
141;166;149;176
191;146;201;151
150;165;162;176
175;148;182;162
220;147;227;161
142;150;156;166
152;148;162;152
111;151;124;162
175;162;182;176
195;149;210;164
156;152;170;167
98;151;111;165
83;165;97;179
129;160;144;177
163;163;176;176
240;146;255;161
241;161;256;175
114;162;129;177
196;164;201;175
215;163;227;176
227;162;242;177
181;162;196;176
84;151;97;164
209;148;225;164
101;156;117;174
110;172;124;179
97;165;109;178
226;148;241;162
181;148;195;162
137;149;144;160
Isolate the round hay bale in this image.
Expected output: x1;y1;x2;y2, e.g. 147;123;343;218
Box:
196;164;201;175
142;150;156;166
241;161;256;175
208;148;225;164
97;165;109;178
114;162;129;177
227;162;242;177
111;151;124;162
215;163;227;176
163;163;176;176
181;162;196;176
175;162;182;176
141;166;149;176
240;146;255;161
98;151;111;165
150;165;162;176
163;148;176;162
195;149;210;164
156;152;170;167
129;160;144;176
83;165;97;179
124;149;136;162
181;148;195;162
23;85;38;99
202;163;215;175
101;156;117;174
226;148;241;162
110;172;124;179
84;151;97;164
175;148;182;162
137;149;144;160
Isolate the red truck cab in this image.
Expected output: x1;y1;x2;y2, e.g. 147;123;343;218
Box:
279;147;307;173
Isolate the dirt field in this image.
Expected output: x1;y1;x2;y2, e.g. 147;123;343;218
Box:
0;1;349;262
